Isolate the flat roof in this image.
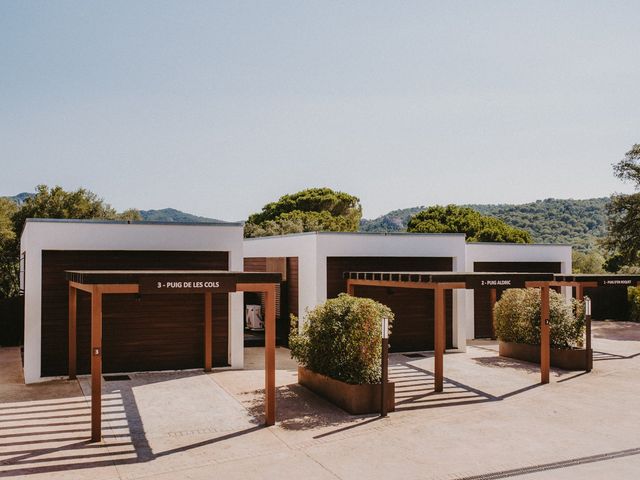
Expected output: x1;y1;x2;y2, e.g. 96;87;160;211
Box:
66;270;281;285
555;274;640;285
244;231;467;240
25;218;242;227
344;271;554;288
345;271;640;288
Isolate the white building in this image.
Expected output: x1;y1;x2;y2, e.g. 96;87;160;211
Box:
244;232;572;352
20;221;571;383
20;219;245;384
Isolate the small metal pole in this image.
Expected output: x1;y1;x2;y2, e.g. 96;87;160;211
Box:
381;317;389;417
584;296;592;372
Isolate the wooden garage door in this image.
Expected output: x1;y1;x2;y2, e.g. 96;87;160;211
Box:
473;261;561;338
327;257;453;352
42;250;229;377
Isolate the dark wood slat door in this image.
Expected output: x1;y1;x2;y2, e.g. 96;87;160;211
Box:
42;250;229;376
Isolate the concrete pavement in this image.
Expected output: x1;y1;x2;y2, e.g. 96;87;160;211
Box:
1;321;640;479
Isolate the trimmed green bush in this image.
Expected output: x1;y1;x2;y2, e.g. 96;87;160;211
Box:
289;294;394;384
628;286;640;322
494;288;585;349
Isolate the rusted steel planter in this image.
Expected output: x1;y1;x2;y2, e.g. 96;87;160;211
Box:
499;341;591;371
298;366;395;414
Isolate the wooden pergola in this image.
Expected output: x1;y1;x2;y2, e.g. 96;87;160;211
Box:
345;271;557;391
346;271;640;394
552;273;640;372
66;270;281;443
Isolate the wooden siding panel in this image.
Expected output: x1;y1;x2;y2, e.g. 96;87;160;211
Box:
244;257;267;273
472;261;562;339
42;250;229;377
326;256;454;351
286;257;299;319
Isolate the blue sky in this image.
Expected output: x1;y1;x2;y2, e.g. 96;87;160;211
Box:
1;1;638;220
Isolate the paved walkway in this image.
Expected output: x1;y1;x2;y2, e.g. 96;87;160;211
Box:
1;321;640;479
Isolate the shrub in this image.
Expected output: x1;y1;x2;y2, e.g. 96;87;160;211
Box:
628;286;640;322
289;294;394;384
494;288;585;349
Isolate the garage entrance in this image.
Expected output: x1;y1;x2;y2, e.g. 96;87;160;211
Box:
473;261;562;338
328;256;454;351
66;269;281;442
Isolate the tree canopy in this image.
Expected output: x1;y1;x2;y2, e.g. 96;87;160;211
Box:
244;188;362;238
406;205;532;243
0;185;140;299
572;250;605;274
604;144;640;268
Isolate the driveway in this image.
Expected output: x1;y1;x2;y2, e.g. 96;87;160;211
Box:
1;321;640;479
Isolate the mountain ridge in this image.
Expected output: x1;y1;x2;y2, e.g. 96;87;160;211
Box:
360;197;610;251
4;193;225;223
5;192;609;249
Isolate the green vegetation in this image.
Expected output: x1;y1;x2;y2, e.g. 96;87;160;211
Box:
359;206;424;233
244;188;362;238
572;250;605;274
407;205;532;243
9;193;223;223
138;208;223;223
494;289;585;349
628;287;640;322
361;198;609;251
289;294;394;384
0;185;140;299
603;144;640;268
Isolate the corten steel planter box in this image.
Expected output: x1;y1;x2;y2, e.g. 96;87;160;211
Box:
298;366;395;414
499;341;592;371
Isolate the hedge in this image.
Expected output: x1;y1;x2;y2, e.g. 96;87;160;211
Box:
289;294;394;384
494;288;585;349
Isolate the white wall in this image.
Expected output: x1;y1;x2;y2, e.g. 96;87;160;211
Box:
244;233;318;325
21;219;244;384
244;234;574;352
244;232;468;348
464;243;573;339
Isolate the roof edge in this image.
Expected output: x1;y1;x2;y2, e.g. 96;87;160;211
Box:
24;218;243;227
244;231;467;241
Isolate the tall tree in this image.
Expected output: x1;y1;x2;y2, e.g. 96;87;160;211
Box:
0;198;20;298
604;144;640;267
0;185;141;299
407;205;532;243
244;188;362;238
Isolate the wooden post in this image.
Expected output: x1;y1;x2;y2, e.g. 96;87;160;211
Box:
434;286;445;392
264;285;276;426
68;285;77;380
91;286;103;443
540;285;550;384
347;280;355;296
489;288;497;338
204;292;213;372
576;284;584;302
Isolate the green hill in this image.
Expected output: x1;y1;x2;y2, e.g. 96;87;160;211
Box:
4;193;225;224
360;198;610;251
138;208;224;223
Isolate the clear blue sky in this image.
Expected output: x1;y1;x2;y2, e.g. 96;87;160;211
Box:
1;1;638;220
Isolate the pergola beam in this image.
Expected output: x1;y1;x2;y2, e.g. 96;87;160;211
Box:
68;274;280;443
346;276;555;392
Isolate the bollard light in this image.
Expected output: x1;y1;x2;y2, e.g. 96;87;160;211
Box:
380;316;389;417
584;295;593;373
381;317;389;339
584;296;592;317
